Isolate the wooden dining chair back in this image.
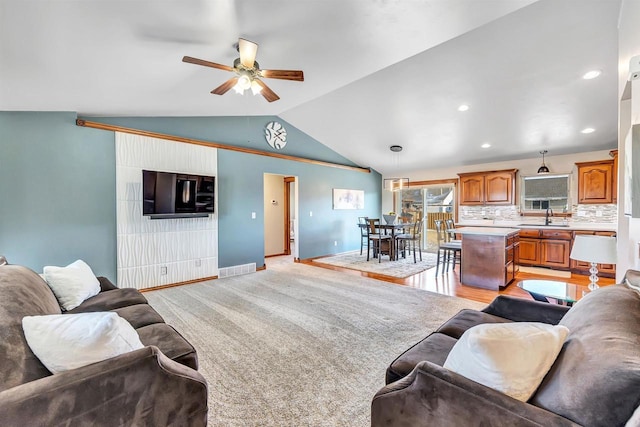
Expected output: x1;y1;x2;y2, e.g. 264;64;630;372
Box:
358;216;369;255
396;216;424;263
434;219;461;274
444;218;459;243
367;218;392;262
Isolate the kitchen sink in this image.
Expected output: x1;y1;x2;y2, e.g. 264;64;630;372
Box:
518;223;570;227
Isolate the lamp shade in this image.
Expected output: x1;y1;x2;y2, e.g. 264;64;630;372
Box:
570;235;617;264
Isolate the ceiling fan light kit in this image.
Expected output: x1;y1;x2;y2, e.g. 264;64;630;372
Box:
182;38;304;102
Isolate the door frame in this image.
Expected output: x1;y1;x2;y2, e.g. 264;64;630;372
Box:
283;176;295;255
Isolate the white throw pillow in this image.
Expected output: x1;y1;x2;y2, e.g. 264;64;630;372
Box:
43;260;101;310
443;322;569;402
22;312;144;374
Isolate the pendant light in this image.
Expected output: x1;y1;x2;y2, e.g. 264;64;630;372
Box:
537;150;550;174
383;145;410;191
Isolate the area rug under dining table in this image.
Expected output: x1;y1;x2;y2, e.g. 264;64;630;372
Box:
312;250;438;278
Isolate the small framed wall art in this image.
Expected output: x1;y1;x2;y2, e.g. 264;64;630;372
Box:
333;189;364;210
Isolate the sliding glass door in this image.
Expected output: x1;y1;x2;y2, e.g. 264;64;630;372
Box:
397;183;456;253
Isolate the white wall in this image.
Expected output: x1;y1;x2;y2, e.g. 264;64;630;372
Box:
115;133;218;289
617;0;640;279
264;173;285;256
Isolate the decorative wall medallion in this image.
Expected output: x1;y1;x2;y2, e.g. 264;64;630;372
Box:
264;121;287;150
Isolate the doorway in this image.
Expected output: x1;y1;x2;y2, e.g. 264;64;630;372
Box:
396;180;457;253
264;174;298;261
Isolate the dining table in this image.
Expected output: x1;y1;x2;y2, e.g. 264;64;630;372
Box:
359;222;414;261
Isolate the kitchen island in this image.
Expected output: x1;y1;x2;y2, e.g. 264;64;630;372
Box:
456;227;520;290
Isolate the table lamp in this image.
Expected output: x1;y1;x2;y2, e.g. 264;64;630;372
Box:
570;235;617;290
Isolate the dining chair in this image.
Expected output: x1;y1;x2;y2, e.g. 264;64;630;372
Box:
396;216;424;263
367;218;393;262
434;219;461;274
444;218;460;243
358;216;369;255
444;218;462;267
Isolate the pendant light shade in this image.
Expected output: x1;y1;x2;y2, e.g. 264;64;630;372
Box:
385;145;409;191
537;150;550;174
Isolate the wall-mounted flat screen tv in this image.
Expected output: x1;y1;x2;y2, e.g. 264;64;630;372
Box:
142;170;214;219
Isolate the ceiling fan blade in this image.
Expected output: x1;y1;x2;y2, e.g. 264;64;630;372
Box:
254;79;280;102
260;69;304;81
238;38;258;68
182;56;234;72
211;77;239;95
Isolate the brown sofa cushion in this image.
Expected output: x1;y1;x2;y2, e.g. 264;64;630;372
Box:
530;284;640;426
436;309;511;339
0;265;61;391
113;304;165;329
137;323;198;370
67;288;147;313
386;332;458;384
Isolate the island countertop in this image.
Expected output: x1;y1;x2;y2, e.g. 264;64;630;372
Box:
455;227;520;236
456;220;616;232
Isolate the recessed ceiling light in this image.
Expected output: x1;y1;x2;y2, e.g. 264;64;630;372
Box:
581;127;595;134
582;70;601;80
481;143;491;148
458;104;470;112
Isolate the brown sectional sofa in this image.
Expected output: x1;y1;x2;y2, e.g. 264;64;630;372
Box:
0;263;208;426
372;270;640;427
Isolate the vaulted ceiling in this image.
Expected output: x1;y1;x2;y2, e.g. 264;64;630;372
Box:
0;0;621;175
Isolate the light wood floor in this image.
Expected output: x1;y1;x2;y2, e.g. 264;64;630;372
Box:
288;256;616;305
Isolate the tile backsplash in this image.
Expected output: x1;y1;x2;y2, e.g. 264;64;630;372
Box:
459;204;617;224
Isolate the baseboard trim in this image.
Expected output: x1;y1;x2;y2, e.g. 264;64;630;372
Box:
140;275;217;292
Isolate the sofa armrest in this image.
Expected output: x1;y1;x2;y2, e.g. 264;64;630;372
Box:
482;295;570;324
624;269;640;288
0;346;208;426
372;361;579;427
97;276;118;292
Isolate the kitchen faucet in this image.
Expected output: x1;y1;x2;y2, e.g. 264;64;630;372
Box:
545;207;554;225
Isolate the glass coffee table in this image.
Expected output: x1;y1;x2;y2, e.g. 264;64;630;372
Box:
517;279;587;305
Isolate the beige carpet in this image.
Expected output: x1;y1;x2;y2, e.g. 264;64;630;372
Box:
145;261;482;427
312;250;438;278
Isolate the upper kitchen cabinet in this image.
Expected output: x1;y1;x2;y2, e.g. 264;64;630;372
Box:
458;169;517;206
576;154;616;204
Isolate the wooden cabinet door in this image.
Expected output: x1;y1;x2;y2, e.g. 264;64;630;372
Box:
595;230;616;274
519;239;540;265
577;160;614;204
541;240;570;268
459;175;485;205
611;150;618;204
485;171;514;204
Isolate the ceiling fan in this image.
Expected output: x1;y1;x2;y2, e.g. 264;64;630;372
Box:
182;38;304;102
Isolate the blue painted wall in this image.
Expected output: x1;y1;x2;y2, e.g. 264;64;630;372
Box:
88;116;381;267
0;112;117;277
1;112;381;277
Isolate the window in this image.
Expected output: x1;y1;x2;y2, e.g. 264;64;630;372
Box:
521;174;570;212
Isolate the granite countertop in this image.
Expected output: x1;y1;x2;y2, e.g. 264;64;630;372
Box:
455;226;520;236
457;220;617;232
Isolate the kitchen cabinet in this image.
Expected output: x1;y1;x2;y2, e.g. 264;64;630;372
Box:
519;238;541;264
540;240;571;269
458;169;517;206
576;159;615;204
518;229;572;270
611;149;618;204
459;174;484;205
